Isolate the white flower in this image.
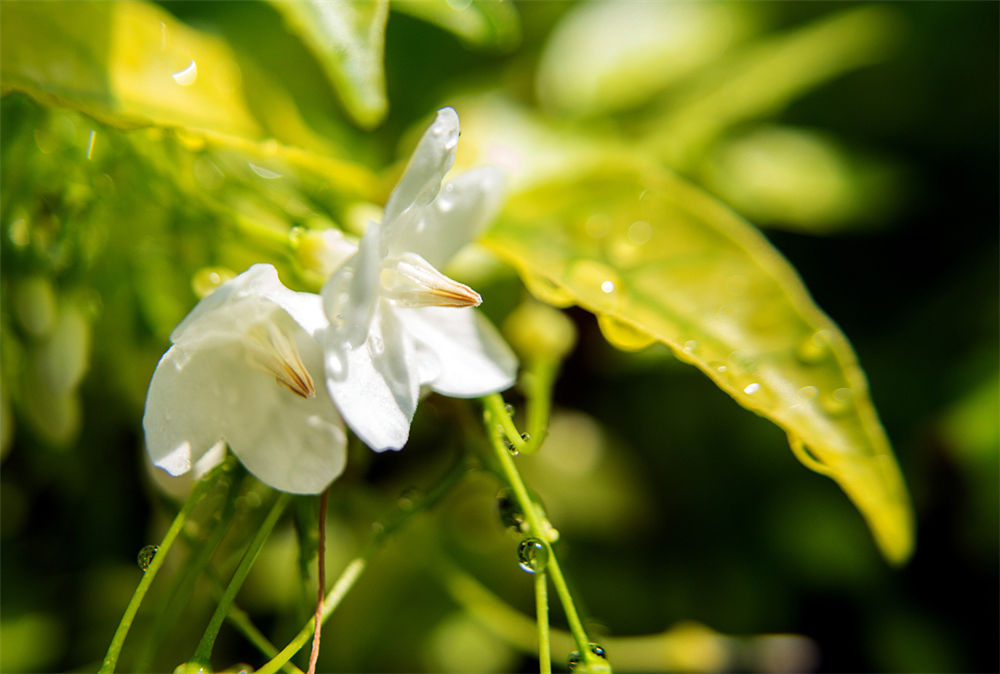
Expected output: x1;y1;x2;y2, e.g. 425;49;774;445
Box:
322;107;518;451
143;264;346;494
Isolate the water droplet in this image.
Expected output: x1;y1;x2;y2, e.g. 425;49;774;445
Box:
522;272;575;308
797;329;832;364
596;315;656;352
585;213;611;239
192;267;234;298
569;261;623;309
627;219;652;245
710;361;730;375
568;643;608;671
728;350;756;373
137;544;159;571
171;59;198;86
517;538;549;574
504;403;515;417
744;382;761;395
398;487;422;511
683;340;698;354
247;161;282;180
497;489;524;531
822;387;854;415
798;385;819;400
8;216;29;248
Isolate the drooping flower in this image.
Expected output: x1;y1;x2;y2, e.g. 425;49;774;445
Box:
322;107;518;451
143;264;346;494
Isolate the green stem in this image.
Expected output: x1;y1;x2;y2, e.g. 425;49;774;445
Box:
482;395;597;663
193;492;292;666
256;557;367;674
257;458;470;674
99;457;238;674
483;393;590;653
134;469;247;671
536;572;551;674
525;358;558;451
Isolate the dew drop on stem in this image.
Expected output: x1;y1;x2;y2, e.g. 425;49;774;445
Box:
137;544;159;571
517;538;549;574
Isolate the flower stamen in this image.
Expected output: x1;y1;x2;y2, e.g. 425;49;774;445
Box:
382;253;482;309
246;322;316;398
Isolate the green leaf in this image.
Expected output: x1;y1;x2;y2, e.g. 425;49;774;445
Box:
644;5;904;170
392;0;521;52
266;0;389;129
1;0;379;198
536;1;760;115
483;156;914;565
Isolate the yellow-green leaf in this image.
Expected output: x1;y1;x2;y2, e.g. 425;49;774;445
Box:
484;157;914;565
392;0;521;52
266;0;389;129
0;0;378;198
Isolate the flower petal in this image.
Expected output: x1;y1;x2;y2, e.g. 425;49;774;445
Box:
399;306;518;397
324;304;419;451
389;165;506;268
143;344;227;477
173;264;328;345
322;222;381;347
383;107;460;233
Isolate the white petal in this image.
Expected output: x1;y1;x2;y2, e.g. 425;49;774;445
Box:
383;107;460;232
322;222;381;347
173;264;328;345
389;165;506;267
143;345;224;476
399;306;518;397
324;305;419;451
145;312;346;494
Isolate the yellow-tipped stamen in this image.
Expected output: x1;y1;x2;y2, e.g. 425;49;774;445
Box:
382;253;482;308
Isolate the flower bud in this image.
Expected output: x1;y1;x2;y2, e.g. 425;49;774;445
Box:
503;300;577;362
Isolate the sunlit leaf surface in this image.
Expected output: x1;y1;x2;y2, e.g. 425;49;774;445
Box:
266;0;389;129
483;155;913;565
392;0;521;52
1;1;379;197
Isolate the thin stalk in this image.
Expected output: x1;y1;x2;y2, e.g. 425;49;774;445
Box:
99;457;237;674
307;489;329;674
536;572;551;674
257;458;469;674
134;469;247;671
525;358;558;450
192;492;292;666
481;395;596;662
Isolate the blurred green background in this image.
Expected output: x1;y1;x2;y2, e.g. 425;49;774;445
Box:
1;1;997;672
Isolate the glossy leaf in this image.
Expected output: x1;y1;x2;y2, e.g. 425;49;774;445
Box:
392;0;521;52
483;157;913;564
266;0;389;129
0;0;378;197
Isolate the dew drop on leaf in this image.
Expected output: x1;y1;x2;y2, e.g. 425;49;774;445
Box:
568;643;609;671
517;538;549;574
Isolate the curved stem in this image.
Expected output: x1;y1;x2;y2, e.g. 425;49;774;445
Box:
99;456;238;673
193;492;292;666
